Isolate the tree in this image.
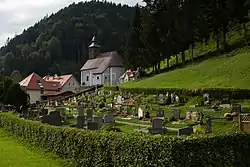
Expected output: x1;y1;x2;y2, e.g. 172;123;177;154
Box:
5;83;29;113
47;36;62;61
124;4;145;70
11;70;22;83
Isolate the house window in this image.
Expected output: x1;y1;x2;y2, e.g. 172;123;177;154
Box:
105;76;108;80
112;73;116;80
69;82;70;86
97;76;99;80
86;76;89;81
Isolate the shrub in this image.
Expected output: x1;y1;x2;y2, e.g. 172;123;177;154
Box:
1;113;250;167
120;87;250;100
193;124;206;134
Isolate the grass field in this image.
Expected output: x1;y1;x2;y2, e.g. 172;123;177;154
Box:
0;129;70;167
123;47;250;89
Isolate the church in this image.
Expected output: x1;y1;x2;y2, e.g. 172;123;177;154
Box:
80;36;125;86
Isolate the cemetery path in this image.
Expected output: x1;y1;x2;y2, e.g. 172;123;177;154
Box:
115;120;179;131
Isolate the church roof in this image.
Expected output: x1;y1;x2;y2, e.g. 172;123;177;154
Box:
80;51;123;74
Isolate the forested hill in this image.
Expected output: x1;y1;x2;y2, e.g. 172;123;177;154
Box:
0;1;134;79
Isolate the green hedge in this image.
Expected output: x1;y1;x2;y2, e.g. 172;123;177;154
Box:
119;87;250;99
1;113;250;167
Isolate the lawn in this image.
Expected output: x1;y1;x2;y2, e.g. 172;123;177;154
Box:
123;47;250;89
0;129;70;167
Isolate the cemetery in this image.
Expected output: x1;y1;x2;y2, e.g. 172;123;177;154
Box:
1;86;250;166
3;86;249;135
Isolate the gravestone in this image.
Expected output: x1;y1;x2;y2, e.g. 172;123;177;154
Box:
156;110;164;117
148;118;166;134
103;114;114;123
203;93;210;105
159;94;165;104
232;104;241;114
76;116;86;129
175;95;180;104
86;109;93;121
77;105;85;116
170;93;175;104
191;112;198;122
138;108;143;118
41;111;62;126
185;111;191;120
117;95;122;104
93;117;103;127
178;127;193;136
206;116;212;133
172;109;180;120
87;122;100;130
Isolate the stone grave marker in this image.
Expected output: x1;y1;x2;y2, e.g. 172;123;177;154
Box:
170;93;175;104
231;104;241;114
175;95;180;104
159;94;164;104
191;112;198;122
41;111;62;126
103;114;114;123
206;116;212;133
87;122;100;130
148;118;166;134
138;108;144;118
77;105;85;116
156;110;165;117
117;95;122;104
172;109;180;120
178;126;193;136
76;116;86;129
86;109;93;121
185;111;191;120
203;93;210;105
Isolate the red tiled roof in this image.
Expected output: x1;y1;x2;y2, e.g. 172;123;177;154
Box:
19;72;60;91
43;74;72;87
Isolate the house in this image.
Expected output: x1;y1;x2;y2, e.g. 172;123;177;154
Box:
80;36;125;86
19;73;80;103
119;69;140;83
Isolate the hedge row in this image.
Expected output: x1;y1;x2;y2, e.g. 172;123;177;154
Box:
117;87;250;99
1;113;250;167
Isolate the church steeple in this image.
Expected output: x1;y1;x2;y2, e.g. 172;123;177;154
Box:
88;35;101;59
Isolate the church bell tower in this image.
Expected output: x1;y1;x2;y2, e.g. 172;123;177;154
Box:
88;35;101;59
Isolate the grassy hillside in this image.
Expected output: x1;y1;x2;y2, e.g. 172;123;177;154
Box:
123;47;250;89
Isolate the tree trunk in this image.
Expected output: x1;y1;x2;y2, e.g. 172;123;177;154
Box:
216;29;220;50
243;23;248;45
167;57;170;68
181;52;185;64
219;26;227;52
157;63;161;73
176;54;178;65
191;43;195;62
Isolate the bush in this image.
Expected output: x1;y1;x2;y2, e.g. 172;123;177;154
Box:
193;124;206;134
1;113;250;167
120;87;250;100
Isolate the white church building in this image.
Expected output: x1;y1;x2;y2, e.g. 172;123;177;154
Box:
80;36;125;86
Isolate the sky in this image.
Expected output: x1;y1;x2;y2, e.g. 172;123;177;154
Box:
0;0;143;47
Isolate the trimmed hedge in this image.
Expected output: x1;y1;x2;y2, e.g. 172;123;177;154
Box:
1;113;250;167
119;87;250;100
